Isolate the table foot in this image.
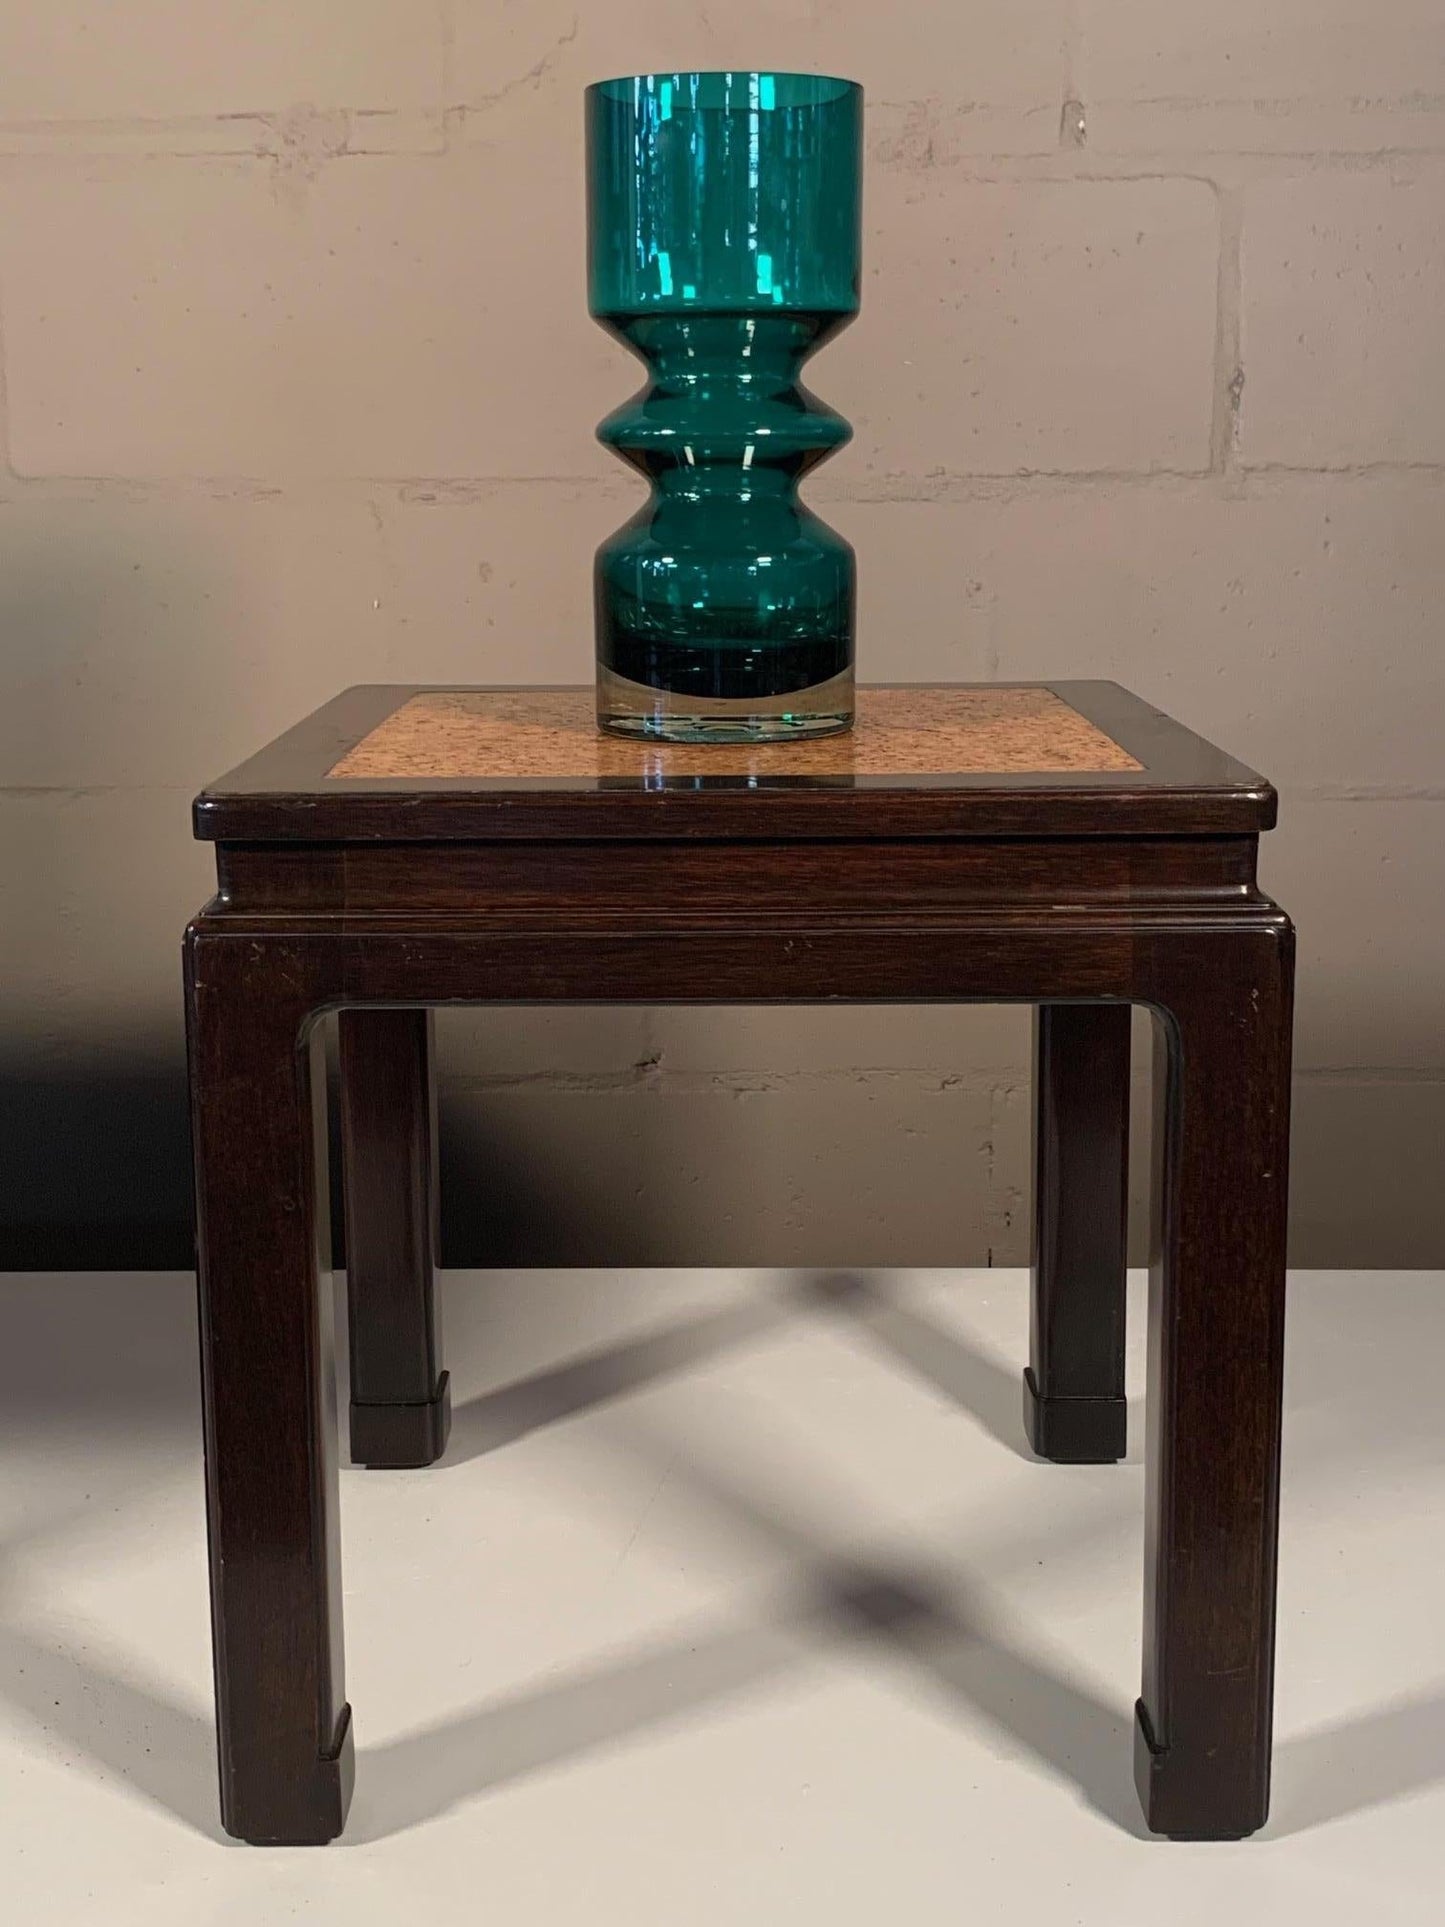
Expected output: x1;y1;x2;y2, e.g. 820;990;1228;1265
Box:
229;1705;355;1846
350;1372;451;1468
1022;1368;1127;1463
1133;1701;1263;1841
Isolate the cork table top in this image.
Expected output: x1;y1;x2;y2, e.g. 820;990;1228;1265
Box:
193;683;1275;842
328;686;1142;780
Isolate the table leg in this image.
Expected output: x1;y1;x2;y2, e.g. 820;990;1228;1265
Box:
339;1009;450;1468
1136;925;1294;1838
186;932;352;1844
1024;1003;1130;1463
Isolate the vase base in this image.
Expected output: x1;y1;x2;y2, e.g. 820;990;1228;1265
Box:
597;665;854;744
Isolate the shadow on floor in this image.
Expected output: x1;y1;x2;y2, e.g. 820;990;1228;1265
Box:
350;1546;1150;1844
1266;1689;1445;1837
0;1496;224;1843
0;1619;225;1843
5;1531;1441;1850
797;1270;1037;1460
441;1293;792;1465
440;1270;1039;1468
349;1424;1445;1845
0;1271;1439;1849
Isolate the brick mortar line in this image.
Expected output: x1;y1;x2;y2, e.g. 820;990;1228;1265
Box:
442;1067;1029;1098
3;467;1444;505
438;1066;1445;1097
0;275;12;481
1;134;1444;176
1;91;1443;120
1063;0;1087;108
1209;186;1244;475
1232;460;1445;480
1292;786;1445;803
437;0;455;153
0;111;445;160
0;784;197;796
827;461;1445;491
1295;1068;1445;1085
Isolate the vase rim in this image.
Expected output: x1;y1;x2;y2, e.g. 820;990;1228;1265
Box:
588;71;861;108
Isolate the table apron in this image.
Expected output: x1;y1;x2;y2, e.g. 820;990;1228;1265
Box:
214;835;1262;920
185;907;1291;1013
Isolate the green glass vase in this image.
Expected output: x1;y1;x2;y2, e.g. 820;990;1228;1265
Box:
586;72;863;741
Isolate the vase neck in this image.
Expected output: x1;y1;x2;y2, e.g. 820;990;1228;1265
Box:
594;309;853;486
600;308;847;383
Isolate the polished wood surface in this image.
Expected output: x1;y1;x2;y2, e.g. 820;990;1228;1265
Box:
338;1009;450;1469
1138;925;1293;1838
214;831;1261;920
1025;1004;1131;1464
186;950;352;1846
194;681;1274;841
186;681;1293;1845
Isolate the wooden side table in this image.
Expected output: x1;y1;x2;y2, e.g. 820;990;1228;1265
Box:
186;683;1293;1846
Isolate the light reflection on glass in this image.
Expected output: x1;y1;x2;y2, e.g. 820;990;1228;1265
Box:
587;73;861;738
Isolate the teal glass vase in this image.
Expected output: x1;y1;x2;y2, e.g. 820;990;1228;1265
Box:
586;72;863;740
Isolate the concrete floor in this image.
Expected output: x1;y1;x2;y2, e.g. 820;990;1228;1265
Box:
0;1265;1440;1923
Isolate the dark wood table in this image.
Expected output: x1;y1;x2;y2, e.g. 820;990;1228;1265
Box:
186;682;1293;1845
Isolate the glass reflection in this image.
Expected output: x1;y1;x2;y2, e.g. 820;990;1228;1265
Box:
587;72;863;742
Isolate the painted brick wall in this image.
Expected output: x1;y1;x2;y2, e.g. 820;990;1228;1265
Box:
2;4;1441;1266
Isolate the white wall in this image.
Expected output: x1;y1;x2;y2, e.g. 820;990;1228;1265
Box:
1;4;1441;1265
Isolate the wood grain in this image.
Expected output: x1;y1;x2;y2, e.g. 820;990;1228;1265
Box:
186;678;1293;1845
338;1010;450;1469
1025;1004;1131;1464
194;682;1274;842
